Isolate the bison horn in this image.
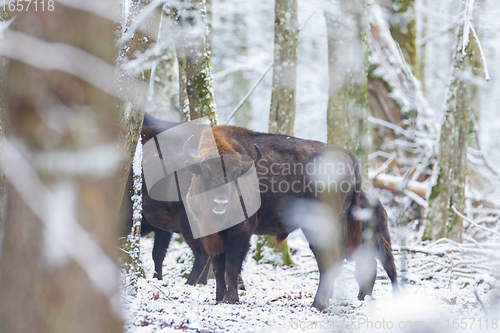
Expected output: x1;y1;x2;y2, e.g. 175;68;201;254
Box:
183;135;202;165
241;144;263;173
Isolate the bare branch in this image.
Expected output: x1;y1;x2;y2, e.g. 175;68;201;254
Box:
224;7;319;125
452;205;500;238
417;21;459;47
224;64;272;125
470;24;490;81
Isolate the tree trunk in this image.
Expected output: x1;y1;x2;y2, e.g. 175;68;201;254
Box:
387;0;417;75
176;43;191;122
325;0;367;153
0;5;123;333
419;0;428;94
148;8;179;121
268;0;298;135
0;7;11;231
173;0;217;124
116;0;163;200
423;23;472;242
232;12;252;127
262;0;299;266
366;1;420;160
168;4;191;122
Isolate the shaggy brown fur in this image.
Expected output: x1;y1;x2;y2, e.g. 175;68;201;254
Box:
184;125;399;310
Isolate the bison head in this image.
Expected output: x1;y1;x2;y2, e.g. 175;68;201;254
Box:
183;133;261;217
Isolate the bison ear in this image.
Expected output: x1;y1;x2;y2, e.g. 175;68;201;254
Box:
185;161;202;174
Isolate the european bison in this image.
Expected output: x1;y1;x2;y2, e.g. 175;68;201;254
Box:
122;114;246;289
183;125;398;310
121;113;210;284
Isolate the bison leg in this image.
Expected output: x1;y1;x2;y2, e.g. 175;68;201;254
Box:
301;200;349;310
212;253;227;302
306;243;343;311
152;229;172;280
222;233;251;304
354;250;377;300
375;239;399;295
184;237;210;285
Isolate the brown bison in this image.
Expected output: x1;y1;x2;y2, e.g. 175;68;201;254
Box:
122;114;246;289
121;113;210;284
183;125;398;310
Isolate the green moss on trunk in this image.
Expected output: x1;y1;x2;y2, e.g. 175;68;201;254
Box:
389;0;417;76
325;0;368;155
423;23;472;243
173;0;217;125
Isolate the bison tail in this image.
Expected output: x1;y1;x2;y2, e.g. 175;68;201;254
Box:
203;233;225;256
346;153;363;257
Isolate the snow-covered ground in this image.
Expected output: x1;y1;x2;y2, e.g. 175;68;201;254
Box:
122;228;499;333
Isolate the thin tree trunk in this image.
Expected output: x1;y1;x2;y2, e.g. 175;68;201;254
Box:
324;1;377;278
388;0;417;75
174;0;217;124
148;8;178;121
117;0;162;200
325;0;367;153
118;1;174;285
176;43;191;122
419;0;428;94
232;11;252;127
0;5;123;333
423;23;472;242
0;7;11;229
268;0;298;135
171;8;191;122
263;0;299;266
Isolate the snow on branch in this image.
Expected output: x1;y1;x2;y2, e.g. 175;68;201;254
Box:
118;0;170;45
462;0;490;81
367;1;436;131
470;25;490;81
367;116;437;141
452;205;500;239
395;239;500;286
394;198;500;286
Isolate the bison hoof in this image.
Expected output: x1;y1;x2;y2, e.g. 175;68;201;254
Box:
358;291;374;301
311;301;327;311
185;279;196;286
222;295;239;304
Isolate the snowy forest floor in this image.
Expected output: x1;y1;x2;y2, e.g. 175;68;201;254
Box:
122;226;500;332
